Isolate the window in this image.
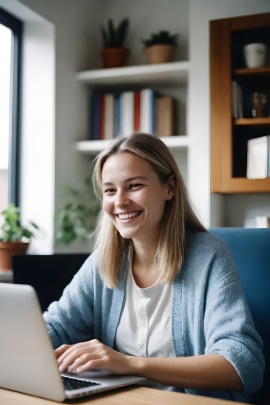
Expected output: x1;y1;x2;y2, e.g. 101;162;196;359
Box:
0;8;22;216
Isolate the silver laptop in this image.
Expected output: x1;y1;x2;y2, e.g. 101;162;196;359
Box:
0;283;144;401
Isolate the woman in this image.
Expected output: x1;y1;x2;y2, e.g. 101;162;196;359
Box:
44;133;264;402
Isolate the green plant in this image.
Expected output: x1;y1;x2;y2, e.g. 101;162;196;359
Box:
0;204;38;242
142;30;178;48
55;176;100;246
101;18;129;48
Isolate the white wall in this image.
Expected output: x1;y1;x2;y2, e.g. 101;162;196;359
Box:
189;0;270;228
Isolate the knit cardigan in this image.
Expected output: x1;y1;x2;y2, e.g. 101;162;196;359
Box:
43;231;264;402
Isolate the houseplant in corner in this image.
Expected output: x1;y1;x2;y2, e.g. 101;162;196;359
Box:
142;30;178;64
55;176;100;246
0;204;38;271
100;18;129;68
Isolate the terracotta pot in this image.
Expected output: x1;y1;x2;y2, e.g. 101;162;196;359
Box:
145;44;175;64
101;48;129;68
0;241;29;271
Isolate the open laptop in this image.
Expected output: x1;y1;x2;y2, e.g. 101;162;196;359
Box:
0;283;144;401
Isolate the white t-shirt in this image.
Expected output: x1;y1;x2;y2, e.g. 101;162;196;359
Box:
115;265;175;358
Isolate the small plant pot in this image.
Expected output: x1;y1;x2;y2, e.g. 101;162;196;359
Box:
101;48;129;68
0;241;29;271
145;44;175;64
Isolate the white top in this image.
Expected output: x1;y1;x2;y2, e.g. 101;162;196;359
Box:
115;266;175;358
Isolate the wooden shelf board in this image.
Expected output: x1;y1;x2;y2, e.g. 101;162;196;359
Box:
76;136;189;155
234;66;270;76
234;118;270;126
212;177;270;194
76;61;189;87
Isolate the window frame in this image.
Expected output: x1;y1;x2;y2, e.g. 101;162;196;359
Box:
0;7;22;206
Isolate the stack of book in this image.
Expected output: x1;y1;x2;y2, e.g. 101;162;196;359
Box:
246;135;270;179
90;89;175;140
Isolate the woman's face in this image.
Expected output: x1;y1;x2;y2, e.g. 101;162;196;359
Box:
101;152;174;245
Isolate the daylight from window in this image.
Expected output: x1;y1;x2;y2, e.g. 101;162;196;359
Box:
0;23;11;216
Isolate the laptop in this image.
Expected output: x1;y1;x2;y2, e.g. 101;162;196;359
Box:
0;283;144;401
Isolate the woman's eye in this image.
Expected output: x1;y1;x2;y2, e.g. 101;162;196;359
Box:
130;183;141;189
104;188;115;194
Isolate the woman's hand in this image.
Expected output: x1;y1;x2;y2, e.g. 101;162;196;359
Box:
55;339;133;375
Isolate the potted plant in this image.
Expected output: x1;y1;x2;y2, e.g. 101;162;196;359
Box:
55;176;100;246
100;18;129;68
0;204;39;271
142;30;178;64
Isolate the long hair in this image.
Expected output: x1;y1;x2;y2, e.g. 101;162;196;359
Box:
92;133;206;288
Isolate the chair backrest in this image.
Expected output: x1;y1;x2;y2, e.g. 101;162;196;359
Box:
12;253;89;312
210;228;270;405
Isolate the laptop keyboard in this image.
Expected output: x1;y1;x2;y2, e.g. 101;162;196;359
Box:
62;375;101;391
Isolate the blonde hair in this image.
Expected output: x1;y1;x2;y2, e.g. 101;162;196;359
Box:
93;133;206;288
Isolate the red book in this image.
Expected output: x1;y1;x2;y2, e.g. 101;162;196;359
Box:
98;94;105;139
134;91;141;132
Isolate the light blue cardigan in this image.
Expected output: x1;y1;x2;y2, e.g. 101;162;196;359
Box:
43;231;264;402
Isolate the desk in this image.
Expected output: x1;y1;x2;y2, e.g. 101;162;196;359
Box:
0;387;245;405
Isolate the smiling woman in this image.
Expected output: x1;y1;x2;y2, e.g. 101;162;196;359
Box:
43;133;264;403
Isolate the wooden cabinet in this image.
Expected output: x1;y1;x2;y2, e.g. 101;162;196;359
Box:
210;13;270;193
75;61;189;155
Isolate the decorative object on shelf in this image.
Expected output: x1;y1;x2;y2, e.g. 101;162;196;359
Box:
251;92;267;118
55;176;100;246
100;18;129;68
243;43;266;68
142;30;178;64
0;204;39;271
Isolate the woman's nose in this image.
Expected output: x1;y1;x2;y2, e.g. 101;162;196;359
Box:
114;190;129;207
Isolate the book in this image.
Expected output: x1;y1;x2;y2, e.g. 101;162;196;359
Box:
155;96;174;137
104;93;114;140
120;91;134;136
246;135;270;179
232;81;238;119
134;91;141;132
98;94;105;140
140;88;155;134
236;83;243;119
91;93;100;140
114;93;120;137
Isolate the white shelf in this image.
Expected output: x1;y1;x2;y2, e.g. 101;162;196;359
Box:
76;136;189;155
76;61;189;88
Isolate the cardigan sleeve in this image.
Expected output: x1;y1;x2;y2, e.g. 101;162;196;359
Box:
181;232;264;402
43;252;101;348
203;237;265;399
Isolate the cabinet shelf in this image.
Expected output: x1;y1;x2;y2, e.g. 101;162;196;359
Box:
234;118;270;126
76;61;189;88
234;66;270;76
76;136;189;155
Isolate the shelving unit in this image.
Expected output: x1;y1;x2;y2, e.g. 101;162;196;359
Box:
76;135;189;155
210;13;270;194
76;61;190;157
76;61;189;88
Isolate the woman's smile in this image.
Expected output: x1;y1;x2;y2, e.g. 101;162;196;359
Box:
116;211;143;221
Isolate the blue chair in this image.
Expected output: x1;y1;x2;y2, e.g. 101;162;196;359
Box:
210;228;270;405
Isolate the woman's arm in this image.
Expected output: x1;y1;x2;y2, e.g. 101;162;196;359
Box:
56;339;242;391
